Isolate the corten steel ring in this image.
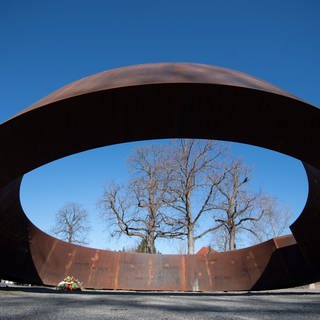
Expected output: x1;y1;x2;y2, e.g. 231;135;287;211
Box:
1;63;320;291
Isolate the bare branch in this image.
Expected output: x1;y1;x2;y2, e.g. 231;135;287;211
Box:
194;223;224;240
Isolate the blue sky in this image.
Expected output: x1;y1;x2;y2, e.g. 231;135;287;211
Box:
1;1;319;253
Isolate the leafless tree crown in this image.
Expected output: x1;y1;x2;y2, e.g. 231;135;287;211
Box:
100;139;291;254
51;202;90;245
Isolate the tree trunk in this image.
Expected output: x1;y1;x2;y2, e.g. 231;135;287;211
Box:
146;236;155;254
68;225;73;243
229;228;236;251
187;226;195;254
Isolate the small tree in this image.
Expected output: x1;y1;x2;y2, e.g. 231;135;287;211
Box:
51;202;90;245
135;238;158;253
251;196;292;242
210;160;280;251
211;227;230;252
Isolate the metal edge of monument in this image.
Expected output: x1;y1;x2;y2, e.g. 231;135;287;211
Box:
0;62;319;291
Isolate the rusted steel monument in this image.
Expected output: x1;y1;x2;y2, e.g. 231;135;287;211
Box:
1;63;319;291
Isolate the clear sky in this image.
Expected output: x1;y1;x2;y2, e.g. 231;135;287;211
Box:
1;1;319;253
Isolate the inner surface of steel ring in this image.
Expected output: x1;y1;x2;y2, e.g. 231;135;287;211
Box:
1;62;320;291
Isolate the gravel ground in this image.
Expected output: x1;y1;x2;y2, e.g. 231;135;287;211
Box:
0;286;319;320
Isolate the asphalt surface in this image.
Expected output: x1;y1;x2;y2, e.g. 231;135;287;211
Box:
0;286;319;320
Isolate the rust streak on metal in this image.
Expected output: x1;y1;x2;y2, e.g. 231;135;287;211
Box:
180;255;186;291
113;252;120;290
205;255;213;288
64;249;76;276
147;255;153;288
38;239;58;276
88;250;99;284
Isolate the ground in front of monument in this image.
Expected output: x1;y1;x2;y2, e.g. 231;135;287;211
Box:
0;285;319;320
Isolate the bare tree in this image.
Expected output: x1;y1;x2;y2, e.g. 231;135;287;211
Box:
175;239;187;255
210;227;230;252
251;196;292;242
101;145;184;254
51;202;90;245
210;160;274;251
164;139;228;254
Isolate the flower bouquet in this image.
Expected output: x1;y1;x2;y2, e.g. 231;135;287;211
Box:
57;276;82;291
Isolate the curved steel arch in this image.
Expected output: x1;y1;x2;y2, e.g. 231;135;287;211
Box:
0;63;319;291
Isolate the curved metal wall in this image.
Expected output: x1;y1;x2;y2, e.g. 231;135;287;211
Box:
1;63;319;290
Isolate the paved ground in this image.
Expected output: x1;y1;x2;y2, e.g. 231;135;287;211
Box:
0;286;319;320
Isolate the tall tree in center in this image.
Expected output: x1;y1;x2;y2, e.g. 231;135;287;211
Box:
165;139;227;254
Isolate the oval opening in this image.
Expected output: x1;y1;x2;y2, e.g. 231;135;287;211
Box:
20;139;308;254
